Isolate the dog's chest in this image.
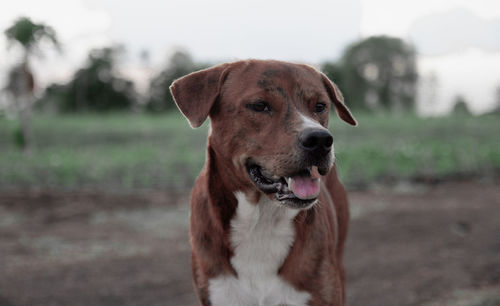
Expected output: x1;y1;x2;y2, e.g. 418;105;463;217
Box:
208;192;311;306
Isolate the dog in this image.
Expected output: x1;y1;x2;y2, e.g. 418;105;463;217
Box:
170;59;357;306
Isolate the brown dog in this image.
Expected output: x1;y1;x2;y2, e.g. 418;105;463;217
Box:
170;59;357;306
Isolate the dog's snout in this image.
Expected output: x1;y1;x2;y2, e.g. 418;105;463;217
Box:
299;128;333;153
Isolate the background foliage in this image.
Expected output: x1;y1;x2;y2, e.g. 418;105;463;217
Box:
35;36;421;114
1;112;498;191
38;47;137;112
322;36;418;112
2;17;499;192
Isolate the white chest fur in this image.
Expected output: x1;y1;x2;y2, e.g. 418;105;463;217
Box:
208;192;311;306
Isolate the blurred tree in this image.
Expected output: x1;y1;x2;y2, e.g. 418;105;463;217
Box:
495;85;500;113
41;46;137;112
4;16;59;153
147;50;207;112
139;49;151;66
36;83;66;112
321;61;345;93
323;36;418;112
482;85;500;116
452;95;471;115
417;71;439;115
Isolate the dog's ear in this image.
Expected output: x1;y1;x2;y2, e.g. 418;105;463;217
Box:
170;63;230;128
321;74;357;126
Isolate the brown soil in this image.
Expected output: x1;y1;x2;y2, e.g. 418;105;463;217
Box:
0;180;499;306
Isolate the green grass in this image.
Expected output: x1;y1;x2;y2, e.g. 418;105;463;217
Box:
331;112;500;186
0;112;499;191
0;113;208;191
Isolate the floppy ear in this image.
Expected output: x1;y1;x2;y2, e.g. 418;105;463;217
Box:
170;63;230;128
321;74;357;126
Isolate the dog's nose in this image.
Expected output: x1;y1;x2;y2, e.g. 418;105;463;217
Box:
299;128;333;153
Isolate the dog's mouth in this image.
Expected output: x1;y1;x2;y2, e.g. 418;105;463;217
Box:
245;162;322;208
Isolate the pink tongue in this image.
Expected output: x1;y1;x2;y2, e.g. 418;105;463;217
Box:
288;176;320;200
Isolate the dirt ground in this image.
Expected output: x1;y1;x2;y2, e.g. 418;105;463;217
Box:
0;180;499;306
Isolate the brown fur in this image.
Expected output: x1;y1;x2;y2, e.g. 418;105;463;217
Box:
171;59;356;305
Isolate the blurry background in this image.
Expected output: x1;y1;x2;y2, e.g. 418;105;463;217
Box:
0;1;499;306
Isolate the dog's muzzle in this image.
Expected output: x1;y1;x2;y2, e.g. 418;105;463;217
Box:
246;163;320;208
245;128;334;209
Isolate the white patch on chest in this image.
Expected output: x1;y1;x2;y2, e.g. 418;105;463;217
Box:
208;192;311;306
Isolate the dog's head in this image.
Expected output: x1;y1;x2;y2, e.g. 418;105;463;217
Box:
171;60;356;208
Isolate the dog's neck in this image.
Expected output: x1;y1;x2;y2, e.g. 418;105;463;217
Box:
208;192;312;306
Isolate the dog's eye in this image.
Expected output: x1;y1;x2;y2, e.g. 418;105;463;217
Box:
246;101;272;113
314;102;327;113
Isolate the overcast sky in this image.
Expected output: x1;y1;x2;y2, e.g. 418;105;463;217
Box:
1;0;500;113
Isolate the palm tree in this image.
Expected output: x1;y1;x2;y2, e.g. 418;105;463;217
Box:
4;16;60;153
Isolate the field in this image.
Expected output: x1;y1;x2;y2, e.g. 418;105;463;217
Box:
1;112;499;191
1;181;499;306
1;112;499;306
